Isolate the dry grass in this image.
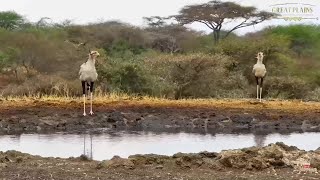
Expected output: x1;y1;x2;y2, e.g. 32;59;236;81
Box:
0;93;320;113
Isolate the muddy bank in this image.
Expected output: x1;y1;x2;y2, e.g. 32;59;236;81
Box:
0;143;319;180
0;99;320;134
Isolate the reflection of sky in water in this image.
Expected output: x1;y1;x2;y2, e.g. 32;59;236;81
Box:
0;132;319;161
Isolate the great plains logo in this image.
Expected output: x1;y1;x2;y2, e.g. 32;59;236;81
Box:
270;3;318;21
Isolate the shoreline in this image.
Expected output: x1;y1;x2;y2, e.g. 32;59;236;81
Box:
1;98;320;135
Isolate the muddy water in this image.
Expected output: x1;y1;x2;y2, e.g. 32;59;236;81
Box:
0;131;319;161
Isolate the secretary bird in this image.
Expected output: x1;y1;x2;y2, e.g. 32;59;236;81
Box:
79;50;100;116
252;52;267;102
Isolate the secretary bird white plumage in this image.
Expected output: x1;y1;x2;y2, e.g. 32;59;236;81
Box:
79;50;100;116
252;52;267;102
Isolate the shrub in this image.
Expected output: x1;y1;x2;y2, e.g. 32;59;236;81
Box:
145;53;244;99
109;62;151;94
263;76;310;99
269;25;320;58
1;74;80;96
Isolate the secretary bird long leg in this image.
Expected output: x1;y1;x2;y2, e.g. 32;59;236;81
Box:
260;78;264;102
82;81;86;116
83;134;86;156
89;82;94;115
86;82;90;100
256;77;259;100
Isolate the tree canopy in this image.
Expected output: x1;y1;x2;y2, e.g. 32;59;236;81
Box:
0;11;25;30
173;0;276;43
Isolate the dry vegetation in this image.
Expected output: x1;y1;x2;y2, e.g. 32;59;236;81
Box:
0;8;320;101
1;95;320;113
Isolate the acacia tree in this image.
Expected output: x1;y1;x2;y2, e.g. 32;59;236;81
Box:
0;11;25;30
173;0;276;43
143;16;168;28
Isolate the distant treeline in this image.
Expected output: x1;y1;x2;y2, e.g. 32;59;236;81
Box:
0;10;319;100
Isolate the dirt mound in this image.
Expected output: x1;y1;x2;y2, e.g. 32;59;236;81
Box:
218;142;298;170
0;150;32;163
98;156;135;169
97;142;320;171
1;143;320;180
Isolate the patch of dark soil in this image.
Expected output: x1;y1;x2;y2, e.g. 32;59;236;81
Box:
0;103;320;135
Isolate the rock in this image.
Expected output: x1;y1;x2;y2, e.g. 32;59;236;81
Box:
218;151;248;169
79;154;90;161
19;119;27;124
211;115;229;122
275;142;299;151
155;165;164;169
85;120;96;126
261;144;284;159
0;163;7;169
199;151;218;158
98;156;135;169
107;111;124;123
40;119;58;127
173;152;202;160
123;113;143;123
220;118;232;124
115;120;127;129
230;115;253;124
192;118;206;129
207;120;223;129
173;153;203;167
175;157;182;165
16;156;23;163
195;159;204;166
129;154;169;165
141;115;166;129
241;147;260;155
206;115;232;129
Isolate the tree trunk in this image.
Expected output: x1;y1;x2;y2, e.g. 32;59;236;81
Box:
213;31;217;44
213;30;221;44
216;30;221;42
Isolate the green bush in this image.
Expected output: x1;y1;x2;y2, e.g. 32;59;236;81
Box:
263;76;310;99
144;53;247;99
269;25;320;58
109;62;151;94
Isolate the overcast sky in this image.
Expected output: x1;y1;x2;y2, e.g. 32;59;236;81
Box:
1;0;319;35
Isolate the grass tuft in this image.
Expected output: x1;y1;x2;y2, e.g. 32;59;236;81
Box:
0;94;320;113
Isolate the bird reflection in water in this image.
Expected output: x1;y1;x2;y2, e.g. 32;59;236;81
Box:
254;133;267;147
83;134;93;159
